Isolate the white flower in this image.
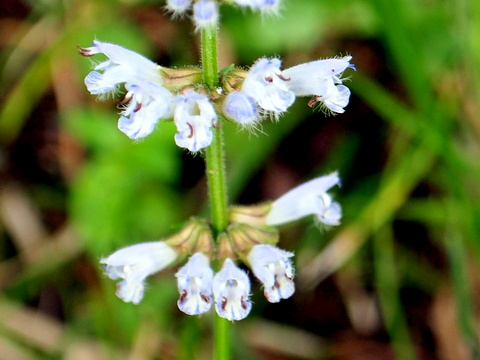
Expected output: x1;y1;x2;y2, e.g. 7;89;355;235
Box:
222;91;260;127
176;252;214;315
283;56;355;113
100;242;177;304
265;172;342;226
241;58;295;115
165;0;192;16
118;81;173;139
173;90;217;152
79;40;164;95
79;40;173;139
193;0;218;30
247;244;295;303
212;259;252;321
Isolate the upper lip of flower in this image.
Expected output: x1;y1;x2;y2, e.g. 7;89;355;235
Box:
265;172;342;226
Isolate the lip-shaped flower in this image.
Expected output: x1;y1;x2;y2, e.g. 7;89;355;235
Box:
100;241;177;304
117;81;173;139
212;259;252;321
173;90;217;152
241;57;295;115
265;172;342;226
176;252;214;315
79;40;164;95
79;40;174;140
283;56;354;114
247;244;295;303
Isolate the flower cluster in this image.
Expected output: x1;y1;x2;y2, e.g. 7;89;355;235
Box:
100;173;341;320
222;56;354;127
78;40;354;152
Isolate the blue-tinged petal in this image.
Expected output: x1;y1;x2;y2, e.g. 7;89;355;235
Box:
223;91;259;126
283;57;353;83
248;244;295;303
166;0;192;16
176;253;214;315
92;40;160;76
100;241;177;304
265;172;342;226
213;259;252;321
242;58;294;115
118;82;173;140
173;90;216;152
193;0;218;29
322;84;351;114
283;56;354;112
79;40;165;97
84;71;116;95
116;280;144;305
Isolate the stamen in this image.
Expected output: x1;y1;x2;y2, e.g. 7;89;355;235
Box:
134;101;142;112
77;45;94;57
308;97;319;107
276;73;290;81
187;122;194;138
201;294;211;304
274;278;280;289
265;76;273;83
117;92;133;105
179;290;188;304
241;296;249;310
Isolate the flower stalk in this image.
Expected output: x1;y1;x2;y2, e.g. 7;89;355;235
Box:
200;25;231;360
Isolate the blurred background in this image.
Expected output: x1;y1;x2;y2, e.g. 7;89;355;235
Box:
1;0;480;359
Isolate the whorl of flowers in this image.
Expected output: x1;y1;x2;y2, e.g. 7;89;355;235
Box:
78;39;353;152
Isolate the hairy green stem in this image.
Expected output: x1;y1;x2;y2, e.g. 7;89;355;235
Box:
200;25;231;360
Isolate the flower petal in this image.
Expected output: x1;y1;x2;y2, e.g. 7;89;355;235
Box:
173;90;216;152
213;259;252;321
265;172;342;226
100;241;177;304
248;244;295;303
176;253;214;315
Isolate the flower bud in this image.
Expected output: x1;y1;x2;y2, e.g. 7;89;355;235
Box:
227;223;279;258
229;202;272;227
164;218;213;256
193;0;218;30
